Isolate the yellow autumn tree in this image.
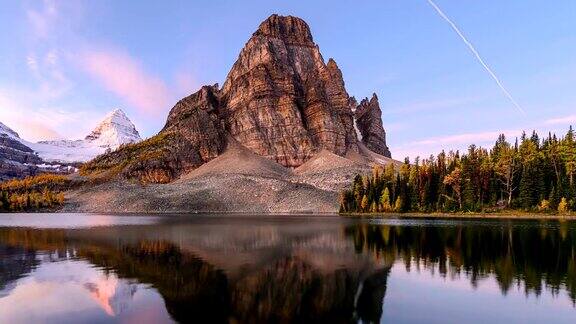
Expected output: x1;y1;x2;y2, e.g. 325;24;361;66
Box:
380;188;392;212
558;197;569;213
394;196;403;212
361;195;369;211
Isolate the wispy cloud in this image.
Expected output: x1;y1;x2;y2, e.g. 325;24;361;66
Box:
80;48;172;115
544;114;576;126
0;91;60;140
411;129;521;146
0;89;99;141
391;129;521;160
26;49;74;100
391;111;576;160
26;0;59;40
174;71;200;99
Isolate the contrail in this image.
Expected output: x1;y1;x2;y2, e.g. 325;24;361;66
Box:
425;0;526;115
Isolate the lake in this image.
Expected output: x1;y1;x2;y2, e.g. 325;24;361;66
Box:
0;214;574;323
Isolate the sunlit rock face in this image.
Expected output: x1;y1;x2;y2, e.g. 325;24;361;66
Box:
220;14;359;167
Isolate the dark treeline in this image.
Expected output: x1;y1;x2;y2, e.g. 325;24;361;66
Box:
340;127;576;213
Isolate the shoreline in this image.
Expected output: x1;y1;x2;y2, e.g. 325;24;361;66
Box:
1;210;575;221
340;212;576;220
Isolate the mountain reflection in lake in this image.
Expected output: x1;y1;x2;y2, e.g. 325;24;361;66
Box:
0;215;575;323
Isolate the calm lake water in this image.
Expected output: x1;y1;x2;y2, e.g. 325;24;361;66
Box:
0;214;574;323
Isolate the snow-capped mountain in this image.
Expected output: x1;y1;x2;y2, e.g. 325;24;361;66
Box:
1;109;142;180
84;109;142;149
31;109;142;163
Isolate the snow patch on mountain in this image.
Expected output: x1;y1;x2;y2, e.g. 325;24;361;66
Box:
29;109;142;163
84;109;142;148
26;140;105;163
2;109;142;163
0;122;20;139
350;107;363;141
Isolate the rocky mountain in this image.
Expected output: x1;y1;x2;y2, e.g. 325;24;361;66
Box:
33;109;142;163
83;15;391;184
353;94;391;157
84;109;142;148
0;109;141;180
220;15;359;167
0;122;43;181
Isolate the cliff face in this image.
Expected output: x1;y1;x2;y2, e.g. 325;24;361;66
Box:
220;15;358;167
354;94;391;157
83;15;391;182
162;84;226;167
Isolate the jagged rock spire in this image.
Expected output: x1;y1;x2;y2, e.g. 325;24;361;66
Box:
354;94;391;157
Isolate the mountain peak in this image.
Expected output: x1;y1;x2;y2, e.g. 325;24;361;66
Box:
253;14;314;45
85;109;142;148
0;121;20;139
103;108;129;123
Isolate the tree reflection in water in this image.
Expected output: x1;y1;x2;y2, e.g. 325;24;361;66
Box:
0;225;390;323
0;219;574;323
344;220;576;304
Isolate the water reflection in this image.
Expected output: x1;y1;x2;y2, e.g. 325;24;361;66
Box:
0;247;172;323
0;216;574;323
345;220;576;304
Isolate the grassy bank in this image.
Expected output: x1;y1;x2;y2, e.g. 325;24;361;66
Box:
340;210;576;220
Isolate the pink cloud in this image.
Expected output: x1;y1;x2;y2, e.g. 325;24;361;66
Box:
18;119;63;140
545;114;576;126
81;48;171;115
411;129;521;146
391;129;522;160
174;72;200;99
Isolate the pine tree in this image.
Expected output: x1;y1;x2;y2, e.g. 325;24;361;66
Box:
548;186;559;210
443;168;462;209
558;197;569;213
340;126;576;215
361;195;369;212
561;126;576;188
0;191;8;211
380;187;392;212
394;196;403;212
370;201;378;213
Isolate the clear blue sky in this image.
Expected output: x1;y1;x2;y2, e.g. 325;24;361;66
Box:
1;0;575;159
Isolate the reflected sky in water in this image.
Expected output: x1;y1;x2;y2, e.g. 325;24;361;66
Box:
0;213;162;229
0;214;574;323
0;257;173;323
